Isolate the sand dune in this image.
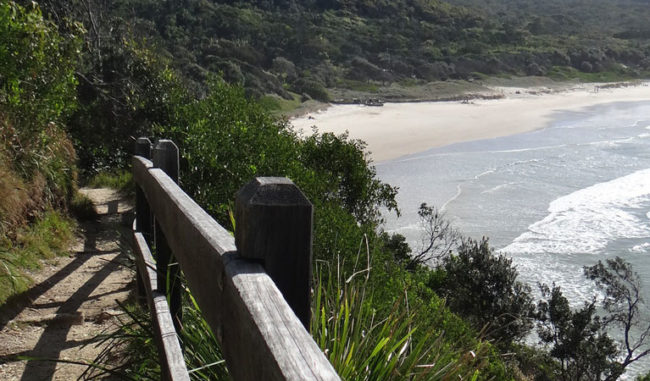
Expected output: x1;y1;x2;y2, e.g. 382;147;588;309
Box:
291;82;650;163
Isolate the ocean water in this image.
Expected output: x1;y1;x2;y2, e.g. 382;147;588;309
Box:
377;101;650;377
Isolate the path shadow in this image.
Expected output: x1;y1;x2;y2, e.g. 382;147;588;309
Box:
0;335;97;366
18;218;128;381
0;219;120;331
106;200;119;215
0;256;92;332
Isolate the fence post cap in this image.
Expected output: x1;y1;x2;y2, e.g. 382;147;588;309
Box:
236;177;311;207
234;177;312;261
153;139;178;154
152;139;180;183
135;137;152;157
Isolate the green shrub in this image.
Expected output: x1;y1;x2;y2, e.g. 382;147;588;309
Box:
432;238;535;347
0;1;81;209
290;78;331;102
158;79;395;230
0;2;81;137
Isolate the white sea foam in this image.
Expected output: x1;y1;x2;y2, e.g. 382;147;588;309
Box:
588;136;637;148
630;242;650;253
502;168;650;255
475;168;496;179
487;144;567;154
441;184;463;212
509;254;600;305
387;222;421;234
481;182;514;194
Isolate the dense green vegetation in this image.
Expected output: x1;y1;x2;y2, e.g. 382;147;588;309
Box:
446;0;650;37
122;0;650;97
4;0;650;379
0;1;82;303
28;0;650;108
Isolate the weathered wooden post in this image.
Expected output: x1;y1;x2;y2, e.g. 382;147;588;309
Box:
135;138;153;238
134;137;152;305
235;177;313;328
152;139;182;332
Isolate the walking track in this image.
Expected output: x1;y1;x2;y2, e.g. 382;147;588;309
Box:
0;188;134;380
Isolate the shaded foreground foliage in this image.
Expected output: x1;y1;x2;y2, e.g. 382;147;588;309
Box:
311;265;488;380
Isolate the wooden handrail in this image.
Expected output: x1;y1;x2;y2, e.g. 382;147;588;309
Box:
132;225;190;381
131;139;339;381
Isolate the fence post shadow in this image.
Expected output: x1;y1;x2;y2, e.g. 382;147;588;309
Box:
19;224;126;381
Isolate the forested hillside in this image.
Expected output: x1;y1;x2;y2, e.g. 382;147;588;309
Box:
35;0;650;104
446;0;650;36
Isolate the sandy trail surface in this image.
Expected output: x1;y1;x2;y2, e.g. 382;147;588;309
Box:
0;188;134;380
291;82;650;162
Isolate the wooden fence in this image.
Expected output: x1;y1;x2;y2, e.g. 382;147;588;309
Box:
131;138;340;380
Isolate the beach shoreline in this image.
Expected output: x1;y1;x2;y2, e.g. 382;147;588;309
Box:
291;81;650;163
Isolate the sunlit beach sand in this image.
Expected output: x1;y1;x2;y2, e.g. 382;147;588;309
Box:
291;82;650;162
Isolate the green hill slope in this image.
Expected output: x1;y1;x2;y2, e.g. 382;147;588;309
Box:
100;0;650;100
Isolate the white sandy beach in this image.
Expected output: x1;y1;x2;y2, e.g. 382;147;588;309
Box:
291;83;650;162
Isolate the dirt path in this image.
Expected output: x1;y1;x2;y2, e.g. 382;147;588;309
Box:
0;188;134;380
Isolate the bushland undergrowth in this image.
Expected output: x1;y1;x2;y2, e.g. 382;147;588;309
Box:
0;210;76;304
0;2;81;304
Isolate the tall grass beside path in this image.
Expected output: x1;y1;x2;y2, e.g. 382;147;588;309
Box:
0;211;76;304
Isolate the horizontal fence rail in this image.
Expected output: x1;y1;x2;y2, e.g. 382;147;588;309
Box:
131;138;339;381
132;222;190;381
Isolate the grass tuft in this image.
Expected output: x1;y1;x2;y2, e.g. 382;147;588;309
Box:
0;210;76;304
86;170;134;194
179;290;230;380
